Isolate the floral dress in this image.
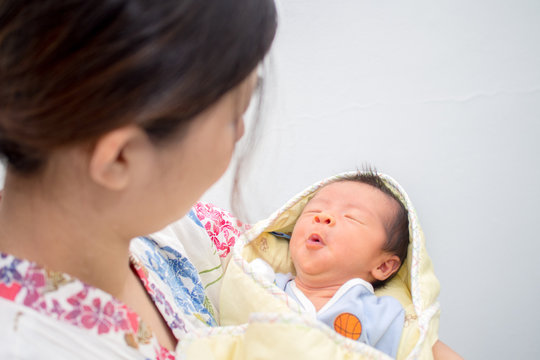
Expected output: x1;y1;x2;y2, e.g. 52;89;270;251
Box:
0;202;246;359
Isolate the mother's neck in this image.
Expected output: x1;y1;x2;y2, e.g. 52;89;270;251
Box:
0;169;133;298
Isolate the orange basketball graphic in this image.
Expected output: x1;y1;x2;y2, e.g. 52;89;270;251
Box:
333;313;362;340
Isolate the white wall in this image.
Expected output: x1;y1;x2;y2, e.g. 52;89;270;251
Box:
203;0;540;358
1;1;538;358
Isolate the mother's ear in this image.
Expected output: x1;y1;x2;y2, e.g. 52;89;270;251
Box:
89;125;148;191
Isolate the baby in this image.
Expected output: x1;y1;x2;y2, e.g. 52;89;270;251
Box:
265;172;409;357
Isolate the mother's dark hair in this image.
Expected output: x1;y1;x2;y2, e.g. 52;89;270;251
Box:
0;0;277;173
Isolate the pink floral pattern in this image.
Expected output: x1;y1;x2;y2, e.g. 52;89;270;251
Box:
0;254;172;359
65;291;131;335
22;267;46;306
194;202;249;257
156;345;176;360
0;282;21;301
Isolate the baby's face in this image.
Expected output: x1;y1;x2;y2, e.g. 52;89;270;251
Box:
289;181;397;286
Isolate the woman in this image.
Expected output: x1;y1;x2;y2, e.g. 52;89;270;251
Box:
0;1;461;358
0;0;276;358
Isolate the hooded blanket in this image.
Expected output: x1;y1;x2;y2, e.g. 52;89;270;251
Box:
178;172;440;360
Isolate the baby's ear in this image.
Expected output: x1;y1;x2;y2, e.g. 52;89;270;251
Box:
371;255;401;281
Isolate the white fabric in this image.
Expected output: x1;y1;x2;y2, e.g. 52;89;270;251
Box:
0;298;145;360
287;278;375;316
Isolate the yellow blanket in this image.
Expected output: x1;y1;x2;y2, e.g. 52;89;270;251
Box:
178;172;440;360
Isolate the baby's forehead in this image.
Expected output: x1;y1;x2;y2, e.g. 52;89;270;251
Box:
309;181;378;202
305;181;398;216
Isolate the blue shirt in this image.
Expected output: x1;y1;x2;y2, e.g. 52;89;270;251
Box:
277;275;404;358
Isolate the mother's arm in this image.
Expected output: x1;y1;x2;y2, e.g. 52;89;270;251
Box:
433;340;464;360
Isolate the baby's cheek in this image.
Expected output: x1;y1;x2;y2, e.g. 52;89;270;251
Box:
289;238;302;260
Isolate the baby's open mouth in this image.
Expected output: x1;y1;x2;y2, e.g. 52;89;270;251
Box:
306;233;325;249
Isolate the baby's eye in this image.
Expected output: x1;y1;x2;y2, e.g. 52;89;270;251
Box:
345;215;364;224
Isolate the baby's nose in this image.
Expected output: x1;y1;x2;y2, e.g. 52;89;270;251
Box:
313;212;335;226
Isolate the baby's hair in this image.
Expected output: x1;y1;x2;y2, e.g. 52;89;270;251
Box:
338;168;409;289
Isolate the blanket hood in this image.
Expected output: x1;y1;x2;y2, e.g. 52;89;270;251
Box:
177;172;440;360
222;172;440;359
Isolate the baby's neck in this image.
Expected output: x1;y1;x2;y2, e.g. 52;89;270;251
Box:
293;278;344;312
